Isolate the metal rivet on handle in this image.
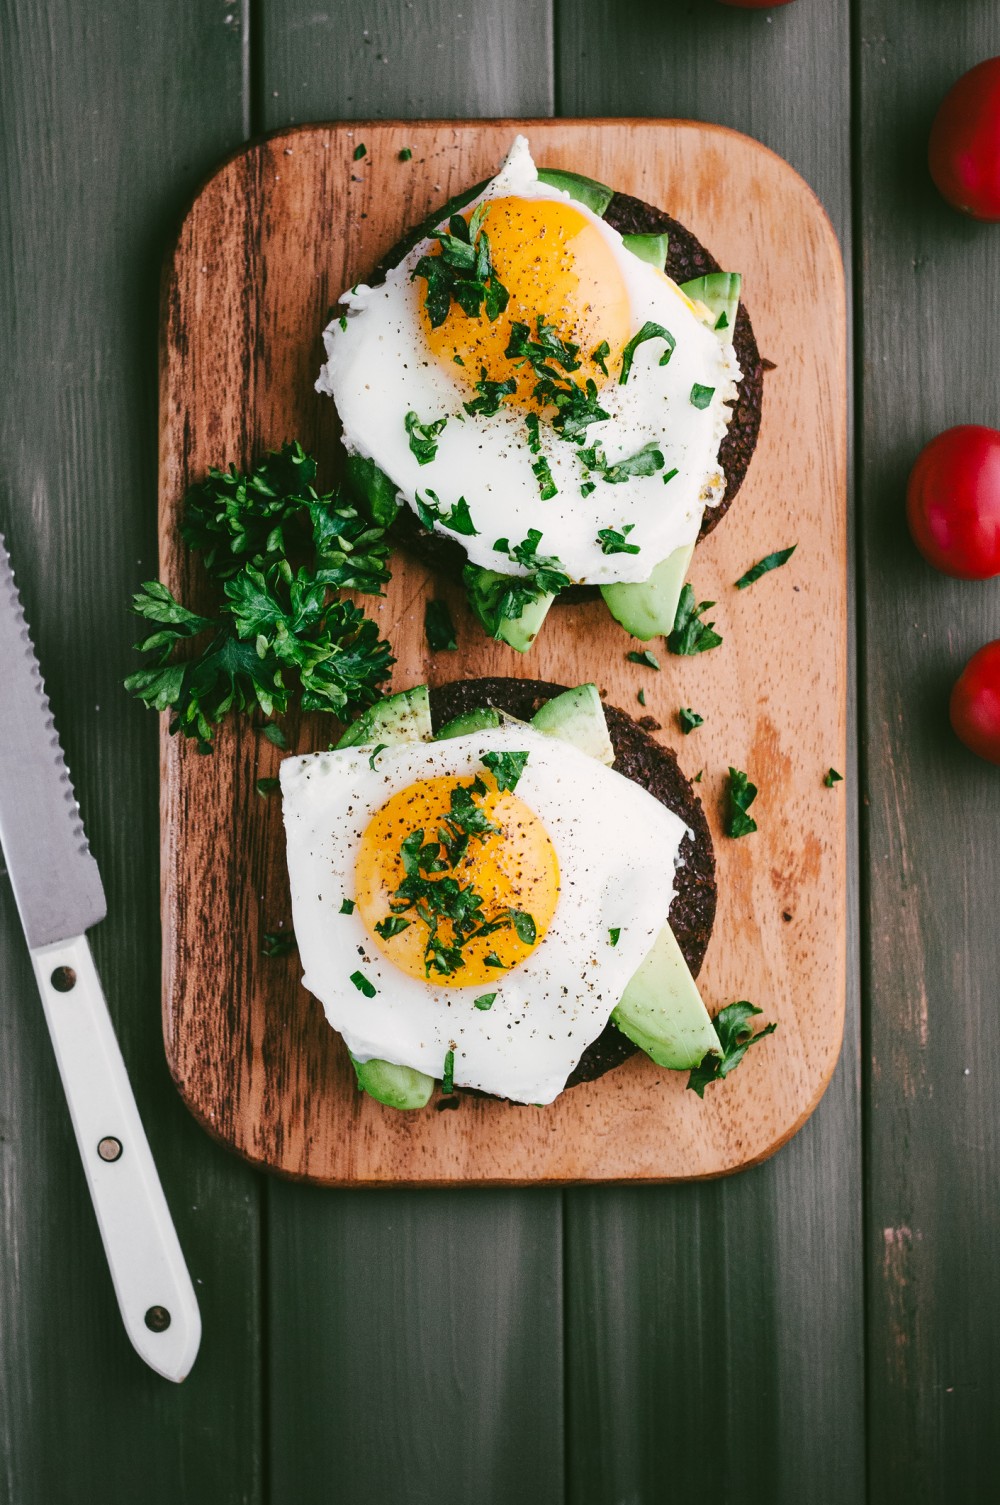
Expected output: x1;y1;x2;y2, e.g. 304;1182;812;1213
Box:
144;1306;172;1333
97;1137;122;1162
50;966;76;992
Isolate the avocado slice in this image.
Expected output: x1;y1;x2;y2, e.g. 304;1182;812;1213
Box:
600;540;695;642
530;683;614;766
536;167;614;217
678;273;742;336
434;707;503;740
335;685;432;749
343;453;402;528
462;564;556;653
612;920;720;1072
621;231;669;271
351;1055;435;1111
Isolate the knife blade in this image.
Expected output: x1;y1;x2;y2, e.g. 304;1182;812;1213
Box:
0;532;201;1381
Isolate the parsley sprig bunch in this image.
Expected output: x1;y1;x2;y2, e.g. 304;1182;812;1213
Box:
125;442;394;751
412;203;510;328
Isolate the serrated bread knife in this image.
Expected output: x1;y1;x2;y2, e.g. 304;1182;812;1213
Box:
0;532;200;1381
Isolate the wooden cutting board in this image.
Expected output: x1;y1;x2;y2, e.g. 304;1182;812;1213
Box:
159;119;847;1185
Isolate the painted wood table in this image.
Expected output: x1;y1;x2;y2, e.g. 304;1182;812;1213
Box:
0;3;997;1501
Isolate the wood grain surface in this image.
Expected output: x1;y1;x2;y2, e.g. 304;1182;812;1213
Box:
159;118;847;1185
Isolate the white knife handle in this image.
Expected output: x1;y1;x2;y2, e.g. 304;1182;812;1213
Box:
29;935;201;1381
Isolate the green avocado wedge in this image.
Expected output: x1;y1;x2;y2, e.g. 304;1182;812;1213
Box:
434;707;503;740
678;273;742;336
621;231;669;271
462;564;556;653
536;166;614;216
351;1055;436;1111
335;684;433;748
612;919;720;1072
530;683;614;766
600;539;696;642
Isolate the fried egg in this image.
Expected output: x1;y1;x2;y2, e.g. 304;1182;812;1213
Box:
317;136;741;586
280;724;688;1103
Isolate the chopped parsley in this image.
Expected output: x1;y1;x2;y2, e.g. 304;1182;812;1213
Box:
608;927;621;947
415;489;479;536
532;456;557;499
404;409;448;465
667;584;723;656
506;316;610;442
824;767;844;788
690;383;715;409
464;370;517;417
597;523;641;555
687;1002;777;1097
255;777;280;798
350;970;377;998
368;743;388;770
480;749;529;792
637;688;646;706
399;147;412;162
591;339;611;376
693;769;703;782
474;994;496;1011
734;545;797;589
374;916;411;939
715;311;729;330
509;910;536;945
619;321;676;385
442;1048;456;1094
726;767;758;838
412;203;509;328
425;598;458;653
492;530;572;595
339;899;355;914
662;467;679;485
580;481;596;498
579;441;665;485
484;953;505;968
627;649;660;670
353;143;367;160
262;929;295;958
679;707;704;734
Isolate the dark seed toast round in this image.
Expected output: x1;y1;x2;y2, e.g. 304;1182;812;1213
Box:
427;678;717;1090
377;182;764;599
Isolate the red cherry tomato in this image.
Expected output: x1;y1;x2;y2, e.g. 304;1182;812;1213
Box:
906;426;1000;580
929;56;1000;220
950;641;1000;765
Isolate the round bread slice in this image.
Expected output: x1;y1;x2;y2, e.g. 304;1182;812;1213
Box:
428;678;717;1090
369;178;764;601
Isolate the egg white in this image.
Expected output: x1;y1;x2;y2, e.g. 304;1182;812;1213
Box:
280;725;688;1104
317;135;742;586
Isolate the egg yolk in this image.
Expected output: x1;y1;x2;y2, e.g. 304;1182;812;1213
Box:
421;196;632;407
354;773;560;987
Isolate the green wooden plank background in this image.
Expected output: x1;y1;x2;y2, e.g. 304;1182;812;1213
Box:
0;0;997;1500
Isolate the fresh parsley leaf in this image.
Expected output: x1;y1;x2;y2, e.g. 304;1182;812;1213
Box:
399;147;413;162
441;497;477;535
509;909;536;946
690;383;715;409
715;311;729;330
502;530;571;592
579;441;664;485
662;467;678;485
350;970;377;997
667;584;723;656
374;916;411;939
532;455;557;499
619;321;675;385
415;490;479;536
734;546;797;590
464;372;517;417
474;993;496;1011
693;769;703;783
679;707;704;734
368;743;388;770
256;776;280;797
262;929;295;957
687;1002;777;1097
505;316;581;376
425;598;458;652
598;524;641;555
637;688;646;706
580;481;596;498
824;767;844;787
339;899;355;914
353;143;366;160
726;767;758;838
404;409;448;465
506;316;609;442
591;339;611;377
481;749;529;792
484;952;505;968
412;205;509;329
627;649;660;670
608;927;621;947
442;1048;456;1094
